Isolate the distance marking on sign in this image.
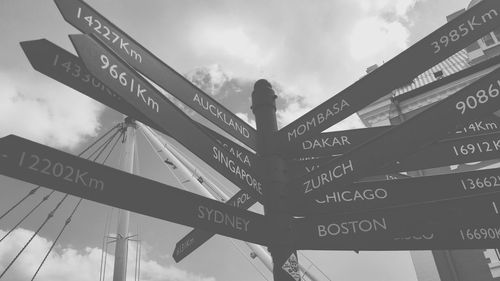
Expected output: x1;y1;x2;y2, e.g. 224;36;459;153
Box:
290;67;500;200
0;135;268;244
288;167;500;215
54;0;257;149
293;191;500;250
70;34;264;202
277;0;500;146
292;68;500;206
20;39;257;171
288;131;500;178
279;117;500;159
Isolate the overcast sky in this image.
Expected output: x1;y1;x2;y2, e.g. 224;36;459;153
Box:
0;0;476;280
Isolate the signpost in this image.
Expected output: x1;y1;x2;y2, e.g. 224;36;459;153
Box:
69;34;265;202
288;167;500;215
288;130;500;177
292;191;500;251
0;135;269;245
11;0;500;280
173;189;257;262
20;39;147;124
53;0;257;149
20;39;257;171
252;80;299;281
290;66;500;201
279;117;500;158
277;0;500;147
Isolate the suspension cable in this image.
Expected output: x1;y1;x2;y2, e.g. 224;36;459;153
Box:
229;240;270;281
133;137;140;175
99;209;112;281
298;252;332;281
0;125;121;244
88;125;123;161
0;186;40;222
30;198;82;281
0;124;121;223
0;193;69;279
150;129;225;200
102;208;116;281
79;124;122;157
134;225;140;281
0;190;55;243
140;128;188;192
102;128;123;164
30;127;125;281
0;124;122;279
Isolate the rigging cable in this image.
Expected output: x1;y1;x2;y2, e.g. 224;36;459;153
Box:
229;240;270;281
0;186;40;222
140;128;189;192
88;124;124;161
30;127;125;281
133;225;140;281
0;124;122;279
0;193;69;279
298;252;332;281
0;124;121;243
0;190;55;243
99;209;112;281
102;207;116;281
152;130;225;200
30;198;82;281
137;234;142;281
0;124;120;223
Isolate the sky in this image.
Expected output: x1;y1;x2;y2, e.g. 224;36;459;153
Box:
0;0;478;280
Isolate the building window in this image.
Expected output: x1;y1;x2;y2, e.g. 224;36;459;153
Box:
494;27;500;42
433;70;444;79
482;34;495;47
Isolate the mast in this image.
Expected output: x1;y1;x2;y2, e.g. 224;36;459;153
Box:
113;118;136;281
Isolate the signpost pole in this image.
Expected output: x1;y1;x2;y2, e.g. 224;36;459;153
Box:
113;118;136;281
252;80;299;281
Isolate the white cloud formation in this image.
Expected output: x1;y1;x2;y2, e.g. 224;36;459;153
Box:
186;64;232;97
349;17;409;61
348;0;427;64
0;72;104;150
353;0;424;19
0;228;215;281
194;24;273;68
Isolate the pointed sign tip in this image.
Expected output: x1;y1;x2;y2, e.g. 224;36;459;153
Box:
19;39;55;72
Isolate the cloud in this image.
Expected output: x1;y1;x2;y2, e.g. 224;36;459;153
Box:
0;228;215;281
353;0;425;19
186;64;232;97
349;17;409;61
348;0;427;63
0;72;104;150
193;24;273;68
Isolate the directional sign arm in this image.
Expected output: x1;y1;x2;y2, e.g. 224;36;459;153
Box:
289;167;500;215
173;189;258;262
293;192;500;250
292;65;500;203
197;125;258;169
279;117;500;159
0;135;268;245
53;0;257;149
20;39;151;124
278;0;500;146
20;38;259;172
69;34;265;203
288;131;500;179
